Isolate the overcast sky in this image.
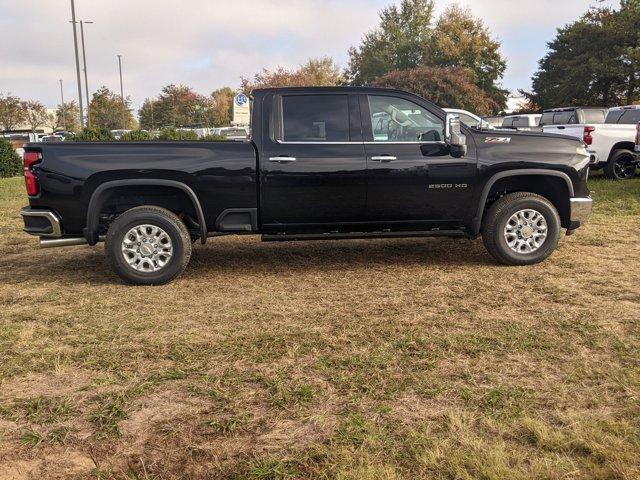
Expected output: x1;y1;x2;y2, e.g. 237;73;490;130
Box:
0;0;619;111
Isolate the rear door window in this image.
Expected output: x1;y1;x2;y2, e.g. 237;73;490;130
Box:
553;111;576;124
281;94;350;142
539;113;554;126
606;110;625;124
502;118;515;127
457;113;479;128
618;110;640;124
582;109;606;124
513;117;531;127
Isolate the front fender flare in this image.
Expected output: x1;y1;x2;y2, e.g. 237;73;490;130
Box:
83;179;207;245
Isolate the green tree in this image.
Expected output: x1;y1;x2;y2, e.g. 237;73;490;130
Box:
21;100;53;133
157;128;199;141
89;86;136;130
0;137;22;177
530;0;640;108
138;85;215;129
51;101;80;132
211;87;235;126
73;127;115;142
430;5;507;106
347;0;507;108
241;56;345;92
0;93;25;131
120;130;153;141
373;66;501;115
347;0;435;85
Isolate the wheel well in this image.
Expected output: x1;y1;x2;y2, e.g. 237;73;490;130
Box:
483;176;571;228
95;185;200;236
608;142;636;161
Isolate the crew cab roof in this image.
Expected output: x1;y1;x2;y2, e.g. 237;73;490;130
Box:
250;86;443;113
608;105;640;111
542;107;606;112
251;86;414;95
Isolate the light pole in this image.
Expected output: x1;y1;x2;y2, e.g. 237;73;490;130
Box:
117;54;125;128
80;20;94;127
69;0;84;128
59;79;65;131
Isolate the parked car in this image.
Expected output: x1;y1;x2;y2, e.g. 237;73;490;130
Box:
539;107;608;127
482;116;505;128
40;134;65;143
110;130;132;140
211;126;250;140
543;105;640;179
501;114;542;132
443;108;492;129
21;86;592;285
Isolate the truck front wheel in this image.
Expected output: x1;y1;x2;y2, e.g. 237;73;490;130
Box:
481;192;561;266
105;206;192;285
604;149;637;180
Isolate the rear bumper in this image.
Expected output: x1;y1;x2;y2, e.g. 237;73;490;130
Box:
587;150;600;165
569;197;593;230
20;207;62;237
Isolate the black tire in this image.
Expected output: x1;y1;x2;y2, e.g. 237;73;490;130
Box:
482;192;561;266
105;206;192;285
604;149;638;180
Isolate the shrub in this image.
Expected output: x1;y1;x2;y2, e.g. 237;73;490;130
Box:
157;128;198;141
120;130;153;141
73;127;115;142
200;134;227;141
0;138;22;178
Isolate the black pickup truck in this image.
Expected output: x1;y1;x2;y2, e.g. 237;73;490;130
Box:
21;87;593;285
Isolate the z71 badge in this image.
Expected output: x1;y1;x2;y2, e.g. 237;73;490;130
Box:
485;137;511;143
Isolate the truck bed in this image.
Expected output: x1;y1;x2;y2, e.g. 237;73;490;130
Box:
26;141;258;236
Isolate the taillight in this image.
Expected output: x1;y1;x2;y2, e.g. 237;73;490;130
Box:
23;151;41;196
583;126;595;146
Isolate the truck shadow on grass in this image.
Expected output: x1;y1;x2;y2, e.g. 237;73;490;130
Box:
4;236;494;286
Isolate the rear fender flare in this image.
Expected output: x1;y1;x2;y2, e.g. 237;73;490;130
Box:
472;169;574;235
83;179;207;245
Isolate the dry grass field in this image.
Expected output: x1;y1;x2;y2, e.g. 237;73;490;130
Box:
0;175;639;479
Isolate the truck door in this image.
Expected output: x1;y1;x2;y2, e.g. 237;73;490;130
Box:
361;94;477;230
260;93;367;233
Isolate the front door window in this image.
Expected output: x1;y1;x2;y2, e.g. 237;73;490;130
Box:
368;96;445;143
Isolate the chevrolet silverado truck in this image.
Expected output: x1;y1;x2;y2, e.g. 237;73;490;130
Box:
542;105;640;179
21;87;593;285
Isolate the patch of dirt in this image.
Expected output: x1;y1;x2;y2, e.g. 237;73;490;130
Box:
0;370;95;402
0;451;94;480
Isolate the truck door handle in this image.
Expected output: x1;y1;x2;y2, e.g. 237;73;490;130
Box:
370;155;397;163
269;156;297;163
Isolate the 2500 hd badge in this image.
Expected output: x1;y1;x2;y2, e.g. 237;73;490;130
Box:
429;184;469;189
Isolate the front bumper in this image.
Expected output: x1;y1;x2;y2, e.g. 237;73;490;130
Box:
20;207;62;237
569;197;593;229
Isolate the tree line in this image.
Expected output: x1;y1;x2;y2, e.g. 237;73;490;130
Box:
1;0;639;136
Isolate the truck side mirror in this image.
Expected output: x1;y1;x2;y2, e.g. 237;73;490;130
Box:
445;114;468;158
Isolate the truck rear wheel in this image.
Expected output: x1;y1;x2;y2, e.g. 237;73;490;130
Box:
105;206;192;285
604;149;637;180
482;192;561;266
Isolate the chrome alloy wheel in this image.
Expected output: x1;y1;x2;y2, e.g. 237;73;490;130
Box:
504;209;548;254
121;224;173;272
